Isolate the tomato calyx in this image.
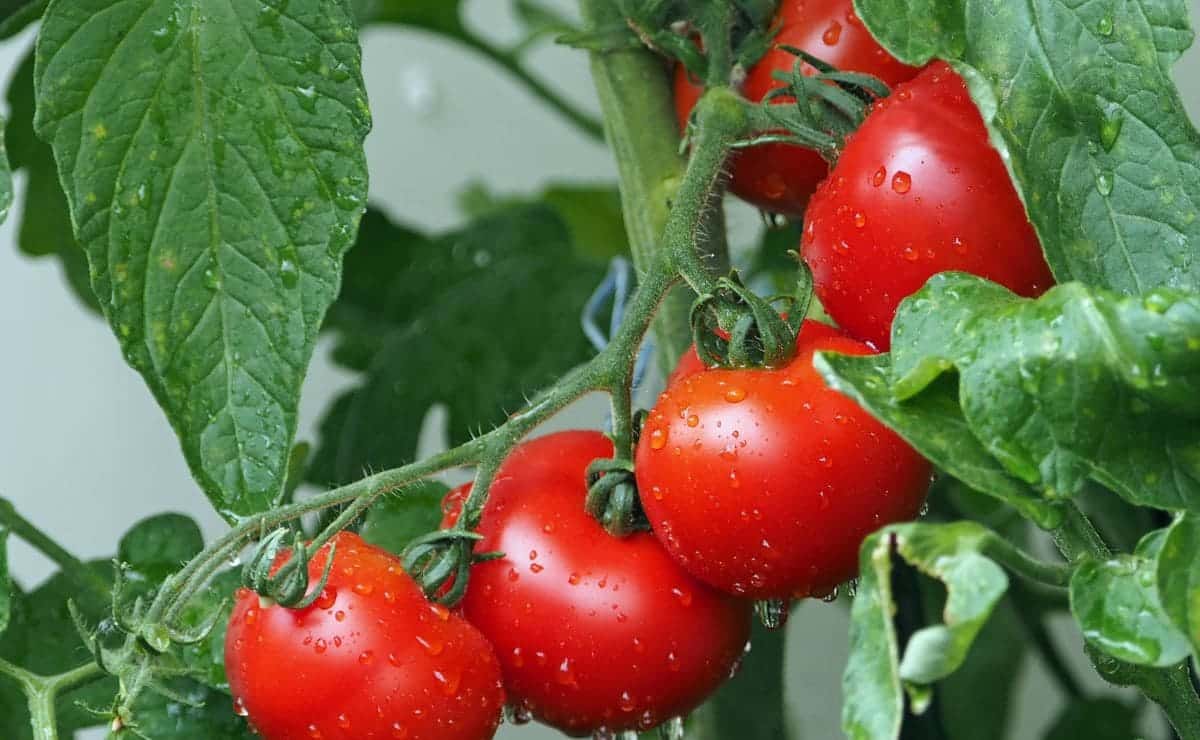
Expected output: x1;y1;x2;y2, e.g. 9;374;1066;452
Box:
241;527;337;610
689;268;811;369
402;527;503;606
584;456;649;537
745;46;892;165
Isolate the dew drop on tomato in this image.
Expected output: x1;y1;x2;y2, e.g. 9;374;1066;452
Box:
891;171;912;194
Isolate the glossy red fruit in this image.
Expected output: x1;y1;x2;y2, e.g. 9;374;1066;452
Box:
674;0;920;215
447;431;751;736
635;321;932;600
225;532;504;740
801;61;1054;349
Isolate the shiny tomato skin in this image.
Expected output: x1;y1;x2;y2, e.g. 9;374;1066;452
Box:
449;431;752;736
801;62;1054;349
674;0;920;215
636;321;931;600
225;532;504;740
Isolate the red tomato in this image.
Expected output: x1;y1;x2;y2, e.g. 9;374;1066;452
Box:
448;431;751;736
225;532;504;740
636;321;931;600
801;62;1054;349
674;0;920;215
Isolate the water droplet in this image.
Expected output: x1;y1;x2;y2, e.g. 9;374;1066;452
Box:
649;428;668;450
1098;101;1124;151
666;651;680;671
415;635;444;656
755;599;789;630
853;211;867;228
871;166;887;187
358;650;374;665
685;414;699;427
822;20;843;45
672;587;693;607
233;696;249;716
203;267;222;291
556;658;578;687
429;603;451;621
530;563;544;573
353;582;374;596
822;585;841;603
1096;15;1114;36
313;638;327;653
619;691;636;712
295;85;318;113
279;246;300;288
658;717;685;740
1096;171;1114;195
902;246;920;262
307;724;323;739
432;668;462;696
891;171;912;194
334;610;345;622
723;387;747;403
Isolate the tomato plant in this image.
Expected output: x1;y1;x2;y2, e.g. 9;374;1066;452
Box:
225;532;504;740
1;1;1199;740
673;0;919;215
636;321;931;599
444;431;751;735
801;61;1055;348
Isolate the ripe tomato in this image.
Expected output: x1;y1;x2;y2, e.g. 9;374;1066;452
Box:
801;62;1054;349
225;532;504;740
447;431;751;736
635;321;931;600
674;0;920;215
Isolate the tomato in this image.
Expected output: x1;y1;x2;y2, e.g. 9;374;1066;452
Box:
801;62;1054;349
225;532;504;740
635;321;931;600
447;431;751;736
674;0;920;215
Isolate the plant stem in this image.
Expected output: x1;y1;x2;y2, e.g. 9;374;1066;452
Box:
579;0;728;369
0;498;109;600
460;32;605;141
981;533;1073;588
0;657;106;740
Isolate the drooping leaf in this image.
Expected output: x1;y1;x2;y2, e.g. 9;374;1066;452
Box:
359;481;450;557
310;204;604;485
885;273;1200;512
691;621;788;740
1157;513;1200;657
34;0;372;519
1070;529;1191;667
5;47;97;311
854;0;1200;294
842;521;1008;740
353;0;466;38
812;352;1061;529
1043;697;1139;740
116;681;254;739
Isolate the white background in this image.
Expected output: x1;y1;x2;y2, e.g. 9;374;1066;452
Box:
0;2;1198;738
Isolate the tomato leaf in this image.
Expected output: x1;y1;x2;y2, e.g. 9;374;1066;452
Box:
843;521;1008;740
4;47;98;312
359;481;450;556
1157;513;1200;657
34;0;371;519
690;621;789;740
309;204;603;485
0;524;9;638
115;681;254;739
353;0;465;37
119;513;205;585
854;0;1200;294
1069;529;1191;667
887;273;1200;512
0;0;43;39
812;352;1062;529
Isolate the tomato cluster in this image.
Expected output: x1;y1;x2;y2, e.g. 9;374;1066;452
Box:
225;1;1057;737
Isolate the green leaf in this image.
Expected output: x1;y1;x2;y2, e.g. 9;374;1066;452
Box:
116;681;254;739
310;204;604;485
5;47;98;312
1043;697;1138;740
854;0;1200;294
843;521;1008;740
175;569;241;691
353;0;465;37
0;116;11;228
1070;529;1191;667
118;513;205;586
1157;513;1200;657
0;0;44;40
690;621;787;740
0;525;9;636
813;352;1062;529
34;0;372;519
359;481;450;556
887;273;1200;512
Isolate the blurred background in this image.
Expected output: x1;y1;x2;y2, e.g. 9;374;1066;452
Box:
1;1;1197;738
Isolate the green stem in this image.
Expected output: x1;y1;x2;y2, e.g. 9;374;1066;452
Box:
460;32;605;141
981;533;1073;588
0;657;106;740
580;0;728;370
0;498;109;600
